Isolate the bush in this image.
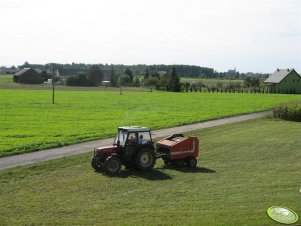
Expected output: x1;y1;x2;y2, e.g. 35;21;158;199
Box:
273;103;301;122
65;73;96;86
119;75;131;86
41;71;51;82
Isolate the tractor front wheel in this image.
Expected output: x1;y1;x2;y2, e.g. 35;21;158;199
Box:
91;157;103;172
103;156;121;175
186;157;197;168
135;149;156;171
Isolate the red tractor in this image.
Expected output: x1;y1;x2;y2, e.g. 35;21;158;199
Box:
91;126;199;175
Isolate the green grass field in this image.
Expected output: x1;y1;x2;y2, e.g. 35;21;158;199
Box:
0;74;13;84
1;89;301;157
0;118;300;225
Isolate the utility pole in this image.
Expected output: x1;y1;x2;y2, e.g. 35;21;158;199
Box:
120;66;123;95
52;66;55;104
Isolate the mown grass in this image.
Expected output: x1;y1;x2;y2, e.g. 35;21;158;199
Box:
0;118;300;225
1;89;301;156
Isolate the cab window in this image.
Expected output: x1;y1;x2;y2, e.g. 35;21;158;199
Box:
127;132;137;145
114;130;128;146
138;132;151;144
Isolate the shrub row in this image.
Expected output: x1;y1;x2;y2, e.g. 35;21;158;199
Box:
65;73;97;87
273;103;301;122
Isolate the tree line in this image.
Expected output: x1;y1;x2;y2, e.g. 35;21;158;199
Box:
64;64;181;92
14;62;270;93
18;62;269;80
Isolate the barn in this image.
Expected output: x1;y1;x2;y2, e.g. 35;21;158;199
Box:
13;68;43;84
264;68;301;94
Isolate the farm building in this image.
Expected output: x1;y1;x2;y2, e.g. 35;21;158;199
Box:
13;68;43;84
264;68;301;94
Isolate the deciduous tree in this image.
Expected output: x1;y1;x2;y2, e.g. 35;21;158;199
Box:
109;65;117;87
167;65;181;92
124;67;133;83
87;65;103;86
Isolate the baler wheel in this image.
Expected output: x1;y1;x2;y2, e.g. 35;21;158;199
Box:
91;157;103;172
103;156;121;175
175;159;185;167
135;148;156;171
186;157;197;168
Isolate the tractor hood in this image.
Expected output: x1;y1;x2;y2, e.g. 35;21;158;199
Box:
95;145;117;155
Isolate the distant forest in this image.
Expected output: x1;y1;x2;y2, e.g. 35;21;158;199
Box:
16;62;269;79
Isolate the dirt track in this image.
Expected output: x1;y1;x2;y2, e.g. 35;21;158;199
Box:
0;111;272;170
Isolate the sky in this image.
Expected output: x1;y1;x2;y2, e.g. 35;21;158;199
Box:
0;0;300;73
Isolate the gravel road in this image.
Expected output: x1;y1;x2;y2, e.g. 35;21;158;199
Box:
0;111;271;170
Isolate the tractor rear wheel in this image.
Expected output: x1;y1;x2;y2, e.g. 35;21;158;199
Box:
135;148;156;171
91;157;103;172
186;157;197;168
103;156;121;175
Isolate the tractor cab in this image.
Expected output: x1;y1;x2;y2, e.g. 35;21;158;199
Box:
92;126;156;175
114;126;153;147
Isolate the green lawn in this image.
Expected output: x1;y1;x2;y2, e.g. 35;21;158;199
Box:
1;89;301;156
0;118;300;225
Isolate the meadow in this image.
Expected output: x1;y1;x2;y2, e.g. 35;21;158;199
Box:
0;118;300;225
1;89;301;157
0;74;14;84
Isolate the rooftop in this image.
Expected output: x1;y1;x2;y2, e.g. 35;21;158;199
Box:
14;68;31;76
118;126;150;132
264;68;299;84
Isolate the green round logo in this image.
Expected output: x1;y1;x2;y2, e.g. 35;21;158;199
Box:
267;206;298;224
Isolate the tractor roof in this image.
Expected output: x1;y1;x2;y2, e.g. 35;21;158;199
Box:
118;126;150;132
